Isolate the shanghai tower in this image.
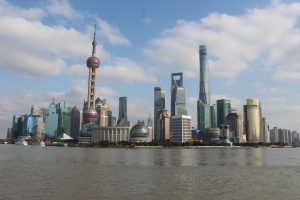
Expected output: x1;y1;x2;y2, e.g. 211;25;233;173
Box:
199;45;210;104
197;45;211;131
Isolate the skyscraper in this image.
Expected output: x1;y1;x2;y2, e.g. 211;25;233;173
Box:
31;105;45;139
117;97;130;126
197;101;210;131
210;104;217;128
262;117;270;143
82;24;100;126
45;99;58;139
56;102;72;137
154;87;166;141
199;45;210;104
244;98;262;143
95;98;108;127
12;115;24;138
107;109;116;127
171;115;191;143
171;72;187;117
217;99;231;126
225;112;244;143
156;109;170;141
70;106;81;139
197;45;211;130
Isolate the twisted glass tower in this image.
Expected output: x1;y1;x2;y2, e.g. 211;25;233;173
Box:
197;45;211;130
199;45;210;104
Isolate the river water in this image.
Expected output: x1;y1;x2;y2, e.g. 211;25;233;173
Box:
1;145;300;200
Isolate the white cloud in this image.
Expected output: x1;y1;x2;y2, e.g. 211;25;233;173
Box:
144;1;300;81
100;58;157;84
0;16;110;77
97;18;131;46
0;0;44;20
46;0;83;20
254;83;287;94
261;97;300;131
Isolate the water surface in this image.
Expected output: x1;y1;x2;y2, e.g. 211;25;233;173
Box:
1;145;300;200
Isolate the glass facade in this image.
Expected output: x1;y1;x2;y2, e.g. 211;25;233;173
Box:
197;100;211;131
171;72;187;117
217;99;231;126
154;87;166;141
197;45;211;130
45;100;58;139
22;115;35;136
117;97;130;126
199;45;210;104
56;102;72;137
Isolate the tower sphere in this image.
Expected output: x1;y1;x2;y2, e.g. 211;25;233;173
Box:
83;108;98;123
86;56;100;68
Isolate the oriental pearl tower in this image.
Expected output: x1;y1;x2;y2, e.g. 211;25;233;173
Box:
81;25;100;136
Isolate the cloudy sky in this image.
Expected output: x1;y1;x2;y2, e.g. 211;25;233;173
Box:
0;0;300;138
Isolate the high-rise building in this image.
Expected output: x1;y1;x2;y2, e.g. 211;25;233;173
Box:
156;109;170;141
197;45;211;131
95;98;108;127
262;117;270;143
56;102;72;137
23;114;35;136
30;105;45;139
6;128;13;139
171;115;191;143
154;87;166;141
12;115;24;138
70;106;81;139
199;45;210;104
171;73;187;116
217;99;231;126
219;124;231;144
210;104;217;128
244;98;262;143
225;112;244;143
270;127;279;143
107;109;116;127
82;24;100;127
45;100;58;139
117;97;130;126
197;101;210;131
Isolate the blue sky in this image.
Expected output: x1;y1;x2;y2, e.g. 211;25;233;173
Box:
1;0;300;138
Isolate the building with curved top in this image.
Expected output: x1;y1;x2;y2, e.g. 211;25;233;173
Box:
130;120;152;142
244;98;262;143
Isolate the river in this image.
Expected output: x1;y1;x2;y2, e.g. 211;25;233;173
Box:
1;145;300;200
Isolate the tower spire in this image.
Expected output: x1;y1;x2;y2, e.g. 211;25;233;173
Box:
92;24;97;56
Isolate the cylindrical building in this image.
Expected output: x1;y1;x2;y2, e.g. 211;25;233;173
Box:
244;98;262;143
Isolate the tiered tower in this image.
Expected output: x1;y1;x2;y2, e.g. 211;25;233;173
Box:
83;25;100;124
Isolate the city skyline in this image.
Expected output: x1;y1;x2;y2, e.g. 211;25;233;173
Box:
1;0;300;138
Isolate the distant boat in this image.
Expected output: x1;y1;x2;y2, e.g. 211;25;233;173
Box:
40;141;45;147
15;140;28;146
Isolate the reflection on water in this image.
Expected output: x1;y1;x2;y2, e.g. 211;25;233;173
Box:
1;145;300;200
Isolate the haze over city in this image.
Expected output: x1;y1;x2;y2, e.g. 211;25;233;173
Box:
1;0;300;138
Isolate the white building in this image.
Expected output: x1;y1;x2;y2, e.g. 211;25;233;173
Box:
91;126;131;143
171;115;191;143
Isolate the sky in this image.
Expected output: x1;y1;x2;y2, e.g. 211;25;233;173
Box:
1;0;300;138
